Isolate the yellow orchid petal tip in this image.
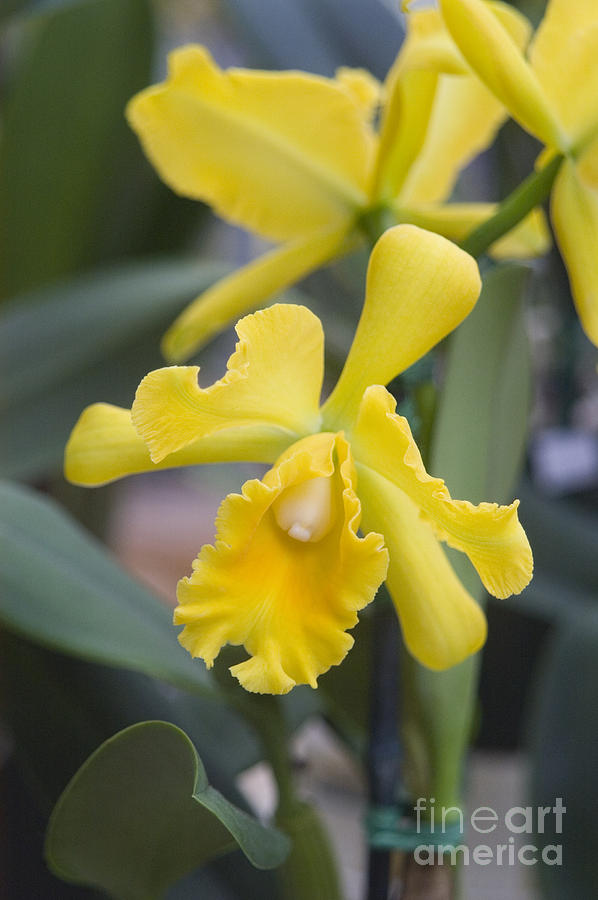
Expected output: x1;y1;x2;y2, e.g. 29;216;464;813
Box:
132;304;324;463
351;385;533;601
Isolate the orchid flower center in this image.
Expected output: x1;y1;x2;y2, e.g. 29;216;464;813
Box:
273;476;336;543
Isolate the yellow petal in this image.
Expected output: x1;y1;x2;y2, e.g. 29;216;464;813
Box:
395;202;550;258
551;160;598;346
438;0;565;149
577;135;598;189
173;433;388;694
64;403;290;487
126;46;372;243
372;66;439;202
395;7;469;75
530;0;598;146
395;4;531;205
373;9;462;202
133;304;324;463
162;224;352;363
321;225;481;430
351;386;533;598
335;67;382;125
357;464;486;670
397;73;504;204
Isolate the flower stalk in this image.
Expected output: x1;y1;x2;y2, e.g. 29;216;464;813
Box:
461;153;564;258
240;694;343;900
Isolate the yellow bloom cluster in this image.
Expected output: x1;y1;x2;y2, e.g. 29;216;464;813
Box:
66;227;533;694
126;3;548;362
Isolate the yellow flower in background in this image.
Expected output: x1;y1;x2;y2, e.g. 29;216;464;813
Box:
65;226;533;694
126;3;548;363
438;0;598;345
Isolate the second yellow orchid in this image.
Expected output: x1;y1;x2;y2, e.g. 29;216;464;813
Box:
126;4;548;362
65;226;533;694
438;0;598;346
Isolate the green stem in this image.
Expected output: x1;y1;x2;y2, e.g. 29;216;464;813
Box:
233;694;343;900
460;153;564;258
234;695;297;816
358;204;399;246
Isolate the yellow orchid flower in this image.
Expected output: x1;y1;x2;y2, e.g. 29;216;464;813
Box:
65;226;533;694
438;0;598;345
126;4;548;363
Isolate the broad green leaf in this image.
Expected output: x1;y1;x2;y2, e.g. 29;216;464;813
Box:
528;608;598;899
1;634;262;809
0;0;153;297
430;263;531;504
0;0;28;23
498;480;598;622
402;263;532;808
0;479;215;697
517;480;598;596
0;258;228;479
0;258;227;410
276;802;342;900
45;721;290;899
317;609;374;755
2;636;279;898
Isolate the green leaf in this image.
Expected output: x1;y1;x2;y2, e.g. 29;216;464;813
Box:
45;721;290;899
430;262;531;504
0;0;154;297
317;609;374;755
1;634;262;810
0;258;228;479
0;479;216;697
0;257;227;410
528;608;598;899
496;478;598;624
402;263;532;808
275;802;342;900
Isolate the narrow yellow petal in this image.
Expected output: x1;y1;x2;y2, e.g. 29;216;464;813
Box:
358;465;486;670
126;46;372;243
577;135;598;190
530;0;598;146
396;202;550;258
321;225;481;430
397;73;504;205
395;3;531;205
395;8;468;75
439;0;565;149
551;160;598;346
373;9;467;200
173;433;388;694
162;224;352;363
334;67;382;125
372;67;439;202
64;404;290;487
351;386;533;598
133;305;324;463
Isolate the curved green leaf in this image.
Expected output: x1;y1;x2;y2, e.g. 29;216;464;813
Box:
45;721;290;899
0;258;230;479
402;263;532;808
2;634;263;810
0;479;214;696
0;0;153;297
430;262;531;505
0;258;228;411
528;609;598;900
